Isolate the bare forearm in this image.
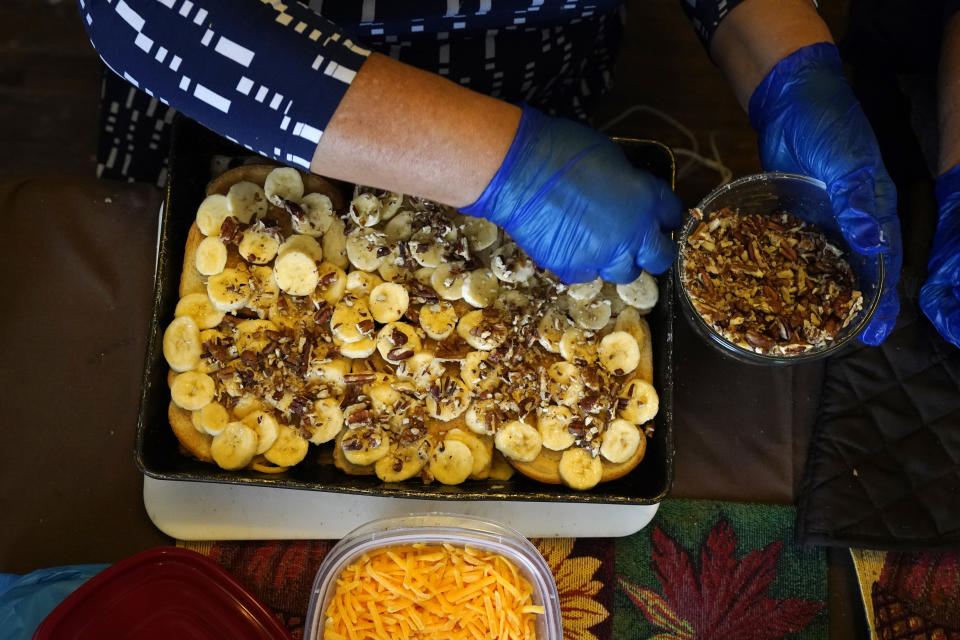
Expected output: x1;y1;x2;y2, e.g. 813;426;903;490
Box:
710;0;834;111
940;13;960;175
310;53;521;207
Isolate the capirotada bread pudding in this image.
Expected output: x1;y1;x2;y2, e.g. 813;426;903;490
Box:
162;165;660;490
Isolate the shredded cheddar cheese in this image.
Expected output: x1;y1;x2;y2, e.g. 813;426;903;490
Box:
324;544;544;640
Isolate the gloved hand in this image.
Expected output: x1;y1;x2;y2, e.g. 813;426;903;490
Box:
919;165;960;348
749;42;902;345
0;564;109;639
461;104;683;284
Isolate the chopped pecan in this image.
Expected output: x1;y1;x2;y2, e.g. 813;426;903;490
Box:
681;207;862;356
343;372;376;385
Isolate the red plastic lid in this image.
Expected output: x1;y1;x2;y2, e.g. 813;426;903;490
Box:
33;547;292;640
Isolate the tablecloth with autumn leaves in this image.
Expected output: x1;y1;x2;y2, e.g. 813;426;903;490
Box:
180;500;828;640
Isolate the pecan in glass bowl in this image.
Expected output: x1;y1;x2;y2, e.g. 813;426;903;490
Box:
675;172;884;365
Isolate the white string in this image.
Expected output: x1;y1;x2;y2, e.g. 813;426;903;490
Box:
599;103;733;187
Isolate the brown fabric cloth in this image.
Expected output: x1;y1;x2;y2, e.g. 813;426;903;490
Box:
670;312;825;504
0;175;170;573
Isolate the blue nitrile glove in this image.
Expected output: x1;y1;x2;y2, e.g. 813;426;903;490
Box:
0;564;109;639
461;104;683;284
919;165;960;348
749;42;902;345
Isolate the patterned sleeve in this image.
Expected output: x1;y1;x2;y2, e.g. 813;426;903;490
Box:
79;0;371;170
677;0;750;48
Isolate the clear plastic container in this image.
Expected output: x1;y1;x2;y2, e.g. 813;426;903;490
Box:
303;513;563;640
675;172;884;365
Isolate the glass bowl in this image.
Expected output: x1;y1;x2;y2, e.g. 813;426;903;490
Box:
675;172;884;365
302;513;563;640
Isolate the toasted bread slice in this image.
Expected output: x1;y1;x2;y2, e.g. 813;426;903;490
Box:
508;430;647;485
168;402;214;463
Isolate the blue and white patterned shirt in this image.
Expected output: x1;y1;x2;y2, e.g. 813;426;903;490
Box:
81;0;742;185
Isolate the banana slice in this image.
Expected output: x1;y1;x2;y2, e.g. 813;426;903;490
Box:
346;270;383;297
349;192;381;227
226;181;267;224
430;263;467;301
292;193;335;237
444;429;493;479
567;277;603;302
242;410;279;455
559;328;598;364
458;215;498;251
302;397;344;445
367;380;401;415
238;224;280;265
322;217;349;270
457;309;507;351
195;236;228;276
569;298;612;331
558;447;603;490
425;375;471;421
274;250;319;296
247;266;280;317
331;294;374;343
207;267;252;311
234;319;277;354
306;357;351;392
376;322;422;363
599;419;643;463
494;420;542;462
279;234;323;262
377;247;408;283
231;395;264;419
345;227;387;272
461;269;499;308
174;292;225;330
597;330;641;376
429;439;474;485
264;424;310;466
384;210;415;242
464;398;502;436
460;351;500;392
413;267;435;287
409;231;446;268
616;271;659;310
618;379;659;425
340;337;377;359
191;401;229;436
419;301;458;340
537;307;573;354
375;440;430;482
313;262;347;306
395;352;444;389
380;192;404;221
369;282;409;324
601;282;627;316
163;315;203;372
537;405;576;451
495;289;531;313
196;194;231;236
490;242;535;284
210;421;258;470
171;371;215;410
546;361;584;406
341;427;391;465
264;166;304;207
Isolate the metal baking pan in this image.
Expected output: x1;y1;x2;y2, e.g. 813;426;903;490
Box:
135;116;674;504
